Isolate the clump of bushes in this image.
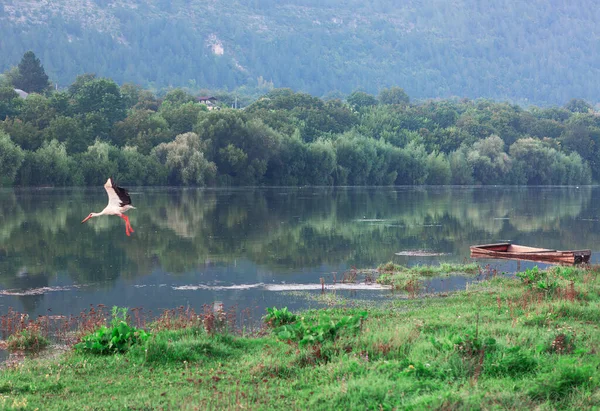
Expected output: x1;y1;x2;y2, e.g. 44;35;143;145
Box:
75;306;150;354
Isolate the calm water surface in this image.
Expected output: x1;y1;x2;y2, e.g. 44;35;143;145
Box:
1;186;598;321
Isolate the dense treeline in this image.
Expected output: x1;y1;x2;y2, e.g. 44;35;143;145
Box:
0;57;597;186
2;0;600;104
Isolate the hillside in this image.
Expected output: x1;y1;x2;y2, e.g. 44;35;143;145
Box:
1;0;600;105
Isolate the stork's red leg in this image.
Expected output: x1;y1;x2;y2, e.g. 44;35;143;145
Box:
119;215;132;236
125;215;134;233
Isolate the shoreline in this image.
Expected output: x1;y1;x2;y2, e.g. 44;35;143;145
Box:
0;263;598;409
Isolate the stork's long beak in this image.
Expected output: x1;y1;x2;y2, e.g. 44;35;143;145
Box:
81;215;92;224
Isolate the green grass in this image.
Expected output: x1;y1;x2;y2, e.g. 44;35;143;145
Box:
0;265;599;410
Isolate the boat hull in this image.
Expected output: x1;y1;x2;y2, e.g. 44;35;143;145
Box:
470;243;591;265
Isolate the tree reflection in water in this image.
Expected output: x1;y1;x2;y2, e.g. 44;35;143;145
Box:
0;186;596;316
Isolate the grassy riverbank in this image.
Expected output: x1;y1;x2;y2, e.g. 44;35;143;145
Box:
1;264;599;410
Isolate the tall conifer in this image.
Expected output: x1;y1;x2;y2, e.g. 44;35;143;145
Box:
13;51;50;93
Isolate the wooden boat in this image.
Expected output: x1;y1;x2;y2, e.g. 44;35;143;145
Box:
470;242;591;265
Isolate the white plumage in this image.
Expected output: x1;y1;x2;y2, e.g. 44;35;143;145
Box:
81;178;136;236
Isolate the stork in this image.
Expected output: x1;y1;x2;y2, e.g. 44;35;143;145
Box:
81;178;136;236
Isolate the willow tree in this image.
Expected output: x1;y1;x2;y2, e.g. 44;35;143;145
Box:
0;131;24;185
152;132;216;186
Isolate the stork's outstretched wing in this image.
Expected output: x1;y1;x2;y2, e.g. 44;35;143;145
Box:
104;178;132;208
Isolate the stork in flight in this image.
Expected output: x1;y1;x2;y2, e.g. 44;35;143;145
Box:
81;178;136;236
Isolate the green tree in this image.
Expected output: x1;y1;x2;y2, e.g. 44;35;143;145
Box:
194;110;281;185
427;127;473;153
72;78;126;125
333;131;385;185
0;118;44;150
152;132;216;186
0;86;23;119
357;105;409;145
120;83;145;110
449;149;474;184
1;67;20;90
305;139;336;185
49;91;72;116
159;101;207;136
467;135;512;184
425;152;451;185
456;114;497;140
509;137;591;185
81;112;111;142
266;130;308;186
369;139;402;185
423;101;460;128
396;141;429;185
114;146;167;186
133;89;161;111
0;72;9;87
45;116;90;154
378;87;410;105
19;93;56;129
346;91;378;111
246;89;356;142
11;51;50;93
560;121;594;162
564;98;592;114
0;131;24;185
17;140;72;186
252;88;321;111
112;109;171;152
68;73;97;96
162;88;197;107
78;140;119;186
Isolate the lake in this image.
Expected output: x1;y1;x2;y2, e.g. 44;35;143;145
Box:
0;186;598;322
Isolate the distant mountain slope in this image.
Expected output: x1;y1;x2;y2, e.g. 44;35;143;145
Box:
1;0;599;105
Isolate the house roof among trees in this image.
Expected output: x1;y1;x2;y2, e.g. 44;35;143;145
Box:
13;89;29;98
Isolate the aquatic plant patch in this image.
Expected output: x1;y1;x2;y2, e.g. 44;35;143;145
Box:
376;262;480;294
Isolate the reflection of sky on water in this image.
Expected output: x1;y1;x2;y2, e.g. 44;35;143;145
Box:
1;186;599;321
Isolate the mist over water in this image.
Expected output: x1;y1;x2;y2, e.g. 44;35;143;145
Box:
0;186;598;318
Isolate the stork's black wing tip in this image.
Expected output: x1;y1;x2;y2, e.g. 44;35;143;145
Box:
112;179;132;206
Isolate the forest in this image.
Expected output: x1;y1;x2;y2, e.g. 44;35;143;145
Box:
0;52;598;187
2;0;600;105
